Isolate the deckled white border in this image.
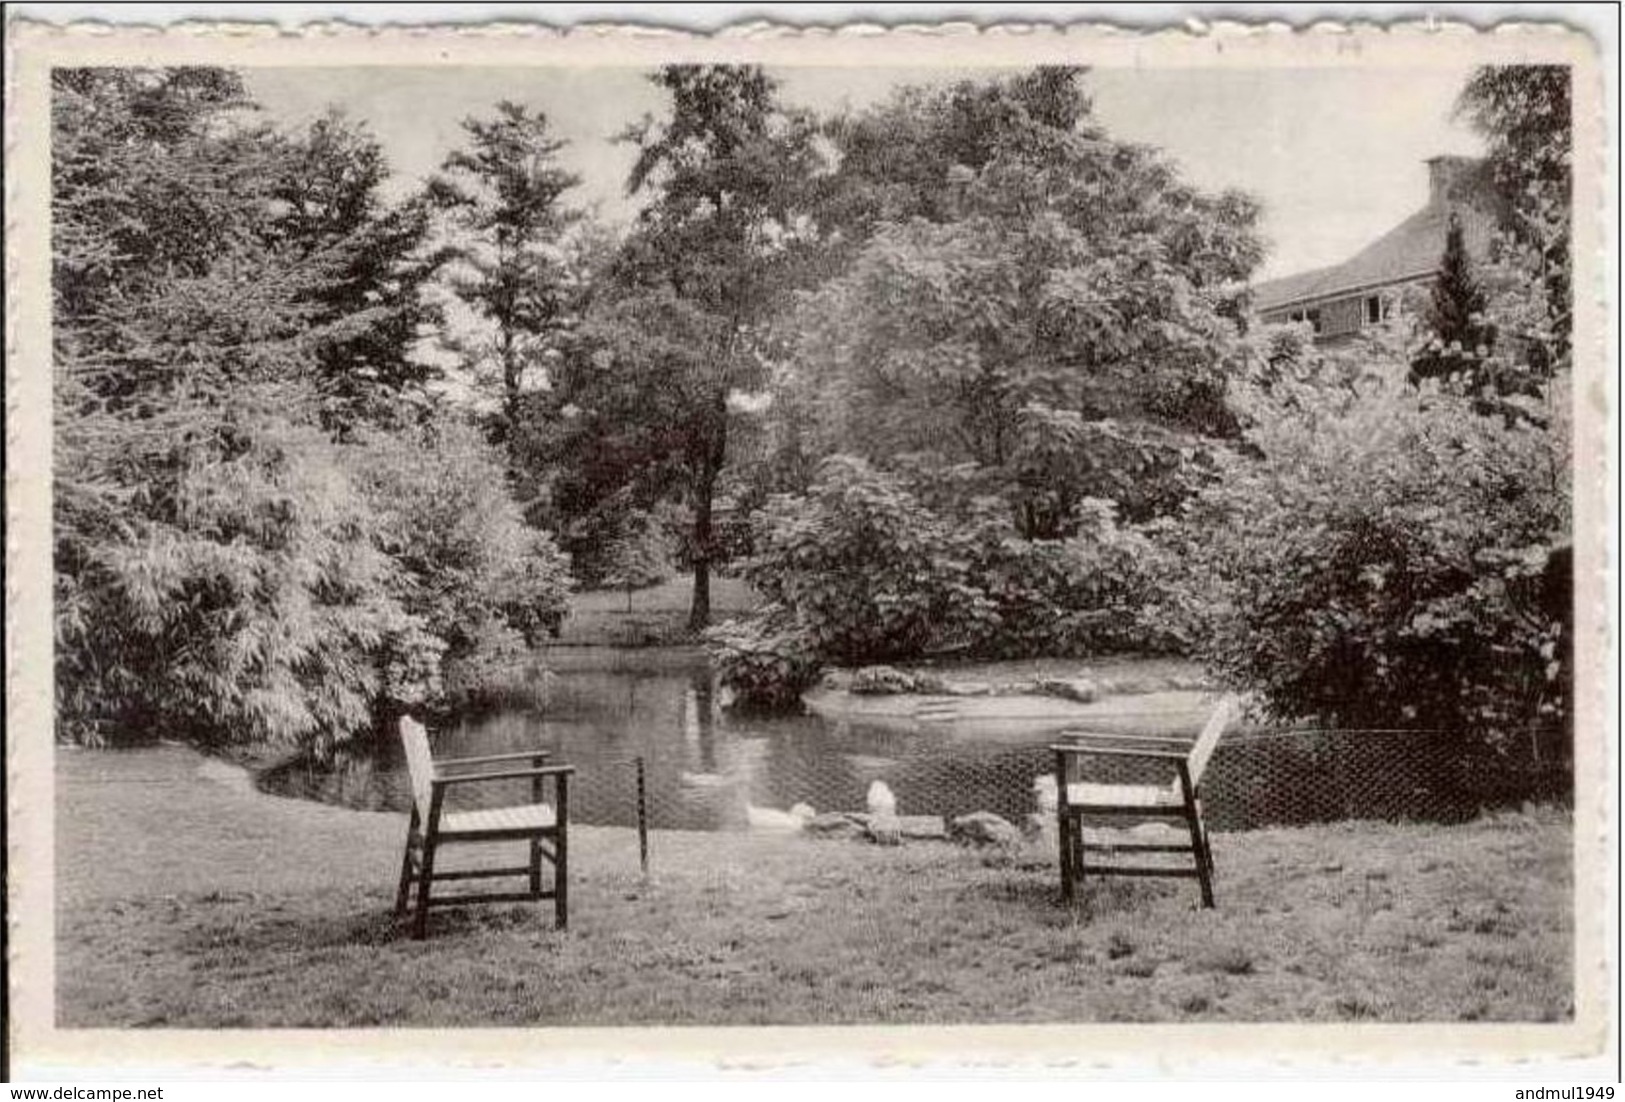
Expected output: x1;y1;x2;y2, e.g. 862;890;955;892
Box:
5;12;1615;1078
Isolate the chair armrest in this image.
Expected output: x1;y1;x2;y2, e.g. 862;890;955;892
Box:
435;749;552;771
432;765;576;789
1057;730;1191;745
1049;743;1190;761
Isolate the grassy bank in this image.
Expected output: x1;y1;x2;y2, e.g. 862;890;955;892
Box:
555;575;758;646
57;744;1571;1027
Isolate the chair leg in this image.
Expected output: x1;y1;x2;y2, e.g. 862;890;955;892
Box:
1059;814;1077;904
553;826;568;930
529;838;543;898
413;837;438;939
1183;801;1214;909
1195;797;1217;889
395;809;420;917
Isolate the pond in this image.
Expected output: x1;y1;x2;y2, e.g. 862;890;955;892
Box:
259;646;1217;832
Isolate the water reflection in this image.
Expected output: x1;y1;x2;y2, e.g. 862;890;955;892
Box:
259;646;1208;831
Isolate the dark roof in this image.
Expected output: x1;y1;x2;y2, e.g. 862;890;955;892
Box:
1254;160;1501;313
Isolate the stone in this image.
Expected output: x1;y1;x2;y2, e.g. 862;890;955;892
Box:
897;815;948;841
1037;677;1099;704
866;814;903;846
849;665;918;695
788;802;817;822
949;811;1023;848
804;812;867;838
909;672;948;694
939;679;992;697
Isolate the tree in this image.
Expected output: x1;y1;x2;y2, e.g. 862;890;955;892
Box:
553;65;825;630
782;68;1261;532
52;68;568;750
1456;65;1571;376
428;102;582;438
52;68;434;750
266;110;445;432
1411;213;1495;386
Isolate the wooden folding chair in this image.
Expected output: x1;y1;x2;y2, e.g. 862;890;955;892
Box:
395;716;574;939
1051;694;1242;908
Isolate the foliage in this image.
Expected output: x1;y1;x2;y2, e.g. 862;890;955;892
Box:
600;509;678;603
546;65;826;629
1456;64;1571;376
52;68;563;749
428;101;582;436
714;455;1166;705
782;67;1260;530
52;67;422;750
346;417;572;705
266;109;445;432
1178;354;1570;738
1410;213;1497;388
55;399;441;752
706;617;824;711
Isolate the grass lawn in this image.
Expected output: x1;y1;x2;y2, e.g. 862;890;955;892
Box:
556;575;758;646
57;744;1572;1028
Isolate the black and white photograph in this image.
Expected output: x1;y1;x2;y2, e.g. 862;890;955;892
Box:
4;7;1614;1082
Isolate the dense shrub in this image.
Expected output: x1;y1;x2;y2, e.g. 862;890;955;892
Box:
55;409;443;753
1179;357;1570;737
348;418;572;706
712;455;1165;705
738;456;993;665
706;615;824;711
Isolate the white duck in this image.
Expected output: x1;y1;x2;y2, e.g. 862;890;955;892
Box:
746;802;816;832
867;780;898;818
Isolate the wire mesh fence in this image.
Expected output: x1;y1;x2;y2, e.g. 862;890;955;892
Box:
260;705;1573;874
572;721;1571;841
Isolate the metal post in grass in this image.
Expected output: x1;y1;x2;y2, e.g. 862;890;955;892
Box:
636;755;649;878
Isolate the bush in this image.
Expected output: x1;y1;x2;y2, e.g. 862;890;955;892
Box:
348;417;572;707
55;411;440;753
712;454;1167;706
706;614;823;710
1182;357;1570;737
736;455;995;668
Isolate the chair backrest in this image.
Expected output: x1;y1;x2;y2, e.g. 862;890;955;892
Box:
1185;693;1243;789
399;716;435;819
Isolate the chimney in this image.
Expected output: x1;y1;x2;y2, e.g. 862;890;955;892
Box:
1426;155;1485;209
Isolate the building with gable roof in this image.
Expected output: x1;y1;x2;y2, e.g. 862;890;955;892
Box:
1252;155;1501;343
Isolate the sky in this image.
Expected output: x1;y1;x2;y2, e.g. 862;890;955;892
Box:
244;64;1486;281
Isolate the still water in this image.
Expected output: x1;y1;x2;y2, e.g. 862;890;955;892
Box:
260;647;1206;831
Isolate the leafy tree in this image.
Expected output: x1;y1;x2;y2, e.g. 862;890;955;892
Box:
1456;64;1571;376
600;509;678;611
782;68;1261;533
428;102;582;438
52;69;569;750
52;68;433;749
553;65;825;629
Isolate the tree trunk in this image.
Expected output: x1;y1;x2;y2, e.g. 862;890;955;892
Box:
688;475;714;633
688;388;728;634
